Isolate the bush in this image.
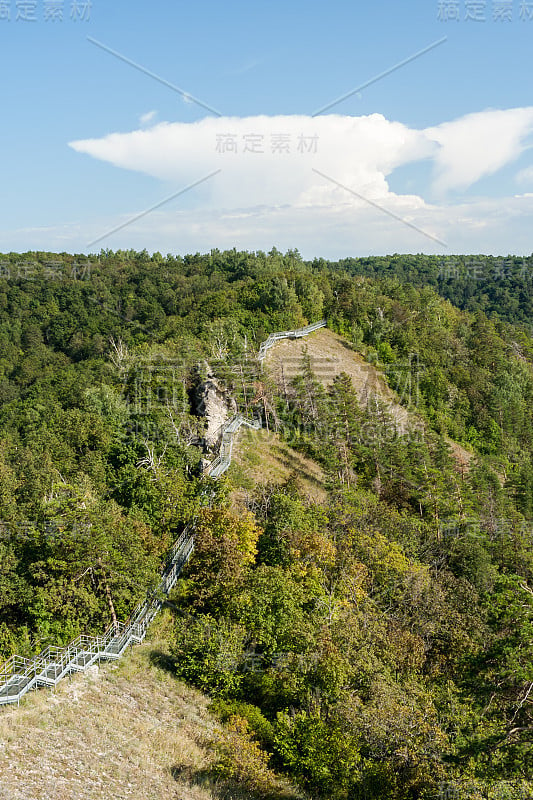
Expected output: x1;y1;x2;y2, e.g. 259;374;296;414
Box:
212;699;275;747
273;711;361;799
214;714;278;795
171;614;245;697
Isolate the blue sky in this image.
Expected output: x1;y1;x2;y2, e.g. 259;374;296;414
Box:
1;0;533;257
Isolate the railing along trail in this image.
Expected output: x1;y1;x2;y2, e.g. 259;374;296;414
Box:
206;319;327;478
0;320;326;707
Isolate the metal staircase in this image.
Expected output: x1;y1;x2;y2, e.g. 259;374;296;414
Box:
0;527;194;707
0;320;327;707
206;414;262;478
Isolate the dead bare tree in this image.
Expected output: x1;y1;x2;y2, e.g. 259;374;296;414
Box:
166;403;199;447
137;439;167;473
108;337;129;372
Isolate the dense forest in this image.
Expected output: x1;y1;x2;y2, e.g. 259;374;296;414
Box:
0;248;532;799
321;253;533;331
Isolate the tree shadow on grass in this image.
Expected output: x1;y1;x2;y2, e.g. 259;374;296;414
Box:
170;765;303;800
148;649;176;675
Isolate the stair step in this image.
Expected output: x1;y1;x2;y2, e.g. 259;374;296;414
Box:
0;507;199;704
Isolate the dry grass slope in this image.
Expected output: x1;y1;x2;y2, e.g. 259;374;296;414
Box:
264;328;474;472
229;428;327;504
265;328;413;433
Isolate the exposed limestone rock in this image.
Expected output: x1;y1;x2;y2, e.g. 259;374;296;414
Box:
194;364;237;451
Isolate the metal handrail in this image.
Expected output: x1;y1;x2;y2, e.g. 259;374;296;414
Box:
0;320;328;707
0;529;195;707
206;414;261;478
206;321;327;478
257;319;326;362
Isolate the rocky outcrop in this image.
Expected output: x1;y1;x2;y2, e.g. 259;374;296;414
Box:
194;364;237;451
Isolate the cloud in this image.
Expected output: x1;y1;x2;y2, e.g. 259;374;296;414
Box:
70;108;533;206
62;109;533;255
69;113;433;209
139;110;157;126
425;107;533;194
224;58;263;77
516;164;533;185
4;192;533;259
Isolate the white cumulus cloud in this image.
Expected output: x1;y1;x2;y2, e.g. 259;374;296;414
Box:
64;108;533;255
69;108;533;205
425;107;533;194
69;113;432;209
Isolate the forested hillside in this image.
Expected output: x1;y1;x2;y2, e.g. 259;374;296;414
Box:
0;248;532;799
318;253;533;330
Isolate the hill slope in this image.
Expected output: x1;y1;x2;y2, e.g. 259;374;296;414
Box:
0;613;303;800
263;327;474;471
229;428;326;503
0;613;215;800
